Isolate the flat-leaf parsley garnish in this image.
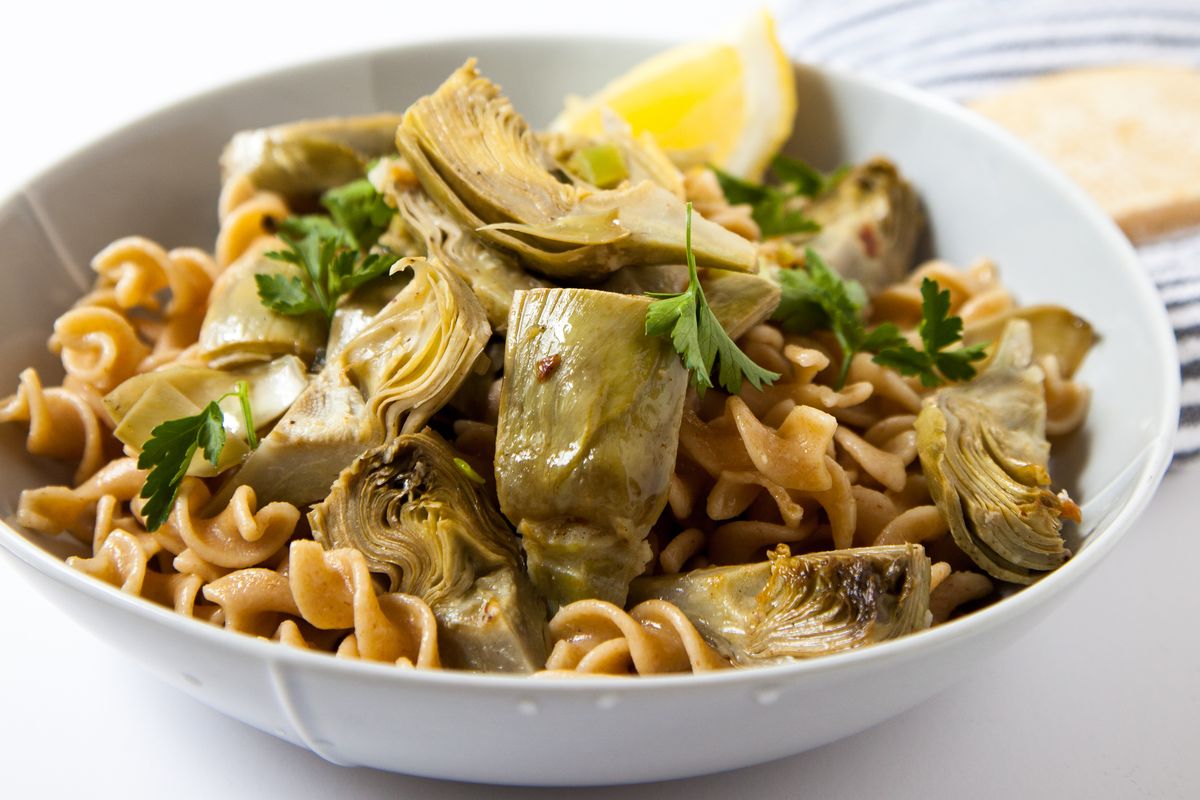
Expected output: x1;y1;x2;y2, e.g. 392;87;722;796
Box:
645;203;780;395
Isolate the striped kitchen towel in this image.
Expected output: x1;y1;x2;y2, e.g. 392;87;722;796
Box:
777;0;1200;461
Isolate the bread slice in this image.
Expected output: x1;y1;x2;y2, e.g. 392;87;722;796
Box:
970;64;1200;243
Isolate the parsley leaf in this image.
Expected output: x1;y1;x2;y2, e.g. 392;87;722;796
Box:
136;381;257;532
711;155;845;238
645;203;780;395
260;224;399;321
870;278;989;387
772;249;896;388
320;178;395;252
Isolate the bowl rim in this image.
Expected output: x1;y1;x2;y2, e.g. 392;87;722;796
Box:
0;33;1181;692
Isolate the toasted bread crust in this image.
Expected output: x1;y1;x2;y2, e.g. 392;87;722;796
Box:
971;64;1200;243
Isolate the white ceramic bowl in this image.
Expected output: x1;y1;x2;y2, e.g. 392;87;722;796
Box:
0;36;1179;786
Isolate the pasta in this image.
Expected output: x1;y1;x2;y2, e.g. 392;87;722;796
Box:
0;54;1092;677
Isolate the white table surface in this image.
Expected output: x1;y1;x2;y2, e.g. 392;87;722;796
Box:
3;2;1197;797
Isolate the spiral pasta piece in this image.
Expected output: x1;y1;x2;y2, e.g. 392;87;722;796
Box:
50;306;150;392
68;529;159;595
287;541;440;668
544;599;729;675
0;368;109;485
215;179;290;269
156;479;299;569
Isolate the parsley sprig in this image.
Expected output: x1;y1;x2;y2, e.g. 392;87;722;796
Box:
137;381;257;532
645;203;780;395
257;179;399;320
321;178;394;252
712;155;845;238
872;278;989;387
258;218;400;320
772;250;987;389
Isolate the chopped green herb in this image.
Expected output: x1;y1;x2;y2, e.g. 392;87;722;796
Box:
136;383;258;532
772;253;987;389
320;178;395;252
711;154;845;238
567;144;628;189
772;249;903;388
645;203;780;395
258;224;399;321
871;277;989;387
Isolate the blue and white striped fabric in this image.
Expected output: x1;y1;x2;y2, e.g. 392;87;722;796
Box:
777;0;1200;461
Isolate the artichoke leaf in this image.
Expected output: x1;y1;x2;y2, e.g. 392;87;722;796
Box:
916;319;1077;584
396;61;756;280
788;158;923;294
963;305;1096;378
220;114;403;203
310;430;548;673
394;185;549;331
199;238;327;367
495;288;688;609
210;258;490;509
105;355;309;478
629;543;932;664
325;270;413;360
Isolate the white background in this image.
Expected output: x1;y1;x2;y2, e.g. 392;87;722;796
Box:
2;2;1198;797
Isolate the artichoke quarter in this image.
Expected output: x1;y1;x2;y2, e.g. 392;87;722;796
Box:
495;287;688;609
210;258;489;510
310;429;547;673
395;61;756;281
394;185;549;331
629;543;932;664
220;114;403;204
916;319;1080;584
793;158;923;294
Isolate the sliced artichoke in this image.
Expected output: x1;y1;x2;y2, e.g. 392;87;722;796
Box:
213;259;489;509
310;430;547;673
793;158;923;294
199;238;328;367
396;61;756;280
105;356;308;477
394;185;548;331
629;543;932;664
495;288;687;608
963;305;1096;378
220;114;402;203
916;319;1078;584
325;271;412;360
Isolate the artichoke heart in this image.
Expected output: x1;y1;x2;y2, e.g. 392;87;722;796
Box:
792;158;923;294
916;319;1079;584
199;238;328;367
396;61;756;280
963;305;1096;378
310;430;548;673
496;288;688;609
212;258;489;509
105;356;308;478
629;543;932;664
220;114;403;203
394;184;549;331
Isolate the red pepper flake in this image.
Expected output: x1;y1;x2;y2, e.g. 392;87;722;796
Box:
536;354;561;381
858;223;879;258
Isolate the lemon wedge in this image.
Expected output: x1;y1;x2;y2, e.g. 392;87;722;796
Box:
552;11;796;180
